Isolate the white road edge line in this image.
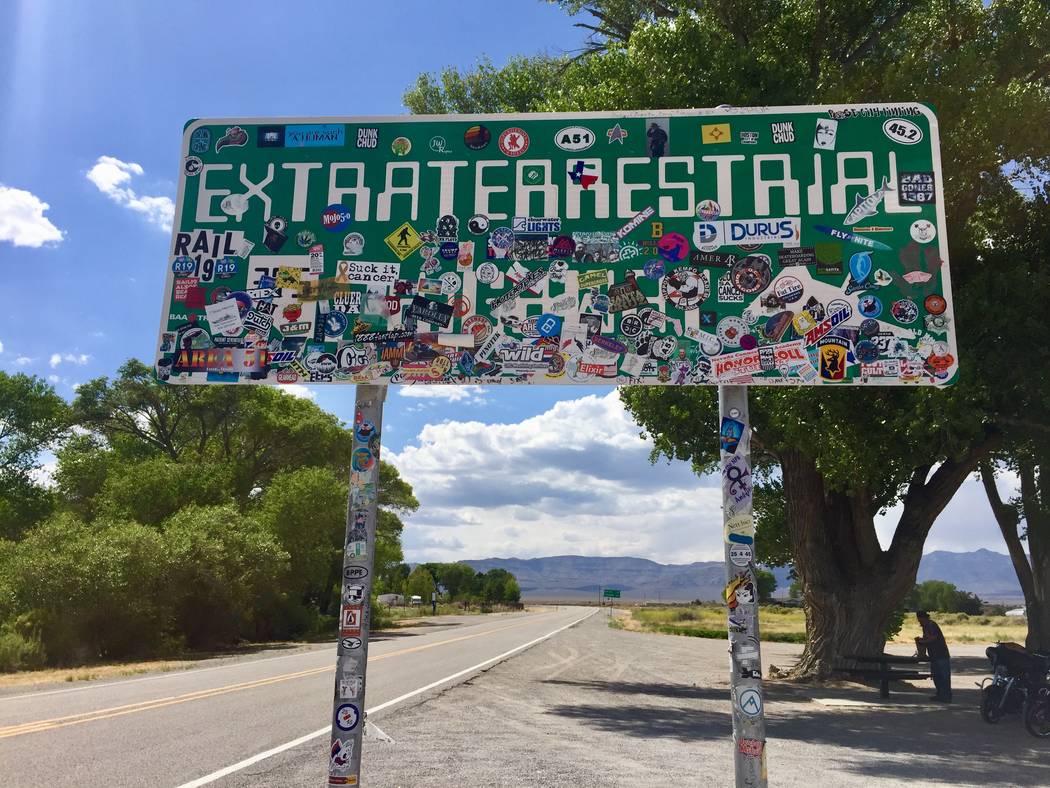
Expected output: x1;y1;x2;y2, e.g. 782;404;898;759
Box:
175;608;597;788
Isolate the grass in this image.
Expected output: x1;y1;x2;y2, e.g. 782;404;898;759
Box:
613;604;1030;646
385;603;479;621
0;659;202;690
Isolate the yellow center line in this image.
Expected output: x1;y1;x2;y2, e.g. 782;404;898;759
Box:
0;613;552;739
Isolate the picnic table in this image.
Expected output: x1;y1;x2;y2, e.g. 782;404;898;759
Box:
837;653;932;699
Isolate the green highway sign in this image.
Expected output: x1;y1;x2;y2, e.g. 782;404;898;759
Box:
156;104;956;387
603;589;621;598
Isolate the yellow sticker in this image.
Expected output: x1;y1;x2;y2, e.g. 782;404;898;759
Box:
701;123;731;144
275;266;301;290
792;311;817;335
385;222;423;260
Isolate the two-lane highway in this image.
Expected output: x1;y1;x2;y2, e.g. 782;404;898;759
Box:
0;607;595;787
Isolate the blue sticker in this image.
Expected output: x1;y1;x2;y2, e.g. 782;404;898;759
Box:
172;256;195;274
643;258;665;279
285;124;345;148
335;703;361;731
536;313;563;337
439;242;459;260
728;533;754;545
190;127;210;154
849;251;872;283
857;294;882;318
352;447;375;472
855;340;879;363
323;311;348;338
354;419;377;443
720;417;745;453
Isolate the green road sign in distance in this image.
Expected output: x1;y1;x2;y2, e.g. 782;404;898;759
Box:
603;589;621;598
156;104;956;387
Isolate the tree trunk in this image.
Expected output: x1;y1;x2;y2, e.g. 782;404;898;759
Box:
782;450;911;677
978;460;1041;647
783;435;998;678
1019;457;1050;651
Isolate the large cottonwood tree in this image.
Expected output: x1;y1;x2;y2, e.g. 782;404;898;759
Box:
405;0;1050;674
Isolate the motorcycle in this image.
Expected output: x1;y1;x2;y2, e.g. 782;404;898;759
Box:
979;642;1050;736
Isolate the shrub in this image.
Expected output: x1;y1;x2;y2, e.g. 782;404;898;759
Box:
0;629;46;672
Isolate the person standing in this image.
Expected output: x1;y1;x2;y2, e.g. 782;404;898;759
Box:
915;611;952;702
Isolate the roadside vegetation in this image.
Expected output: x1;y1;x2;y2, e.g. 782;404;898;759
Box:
0;362;420;672
615;600;1028;646
380;564;524;621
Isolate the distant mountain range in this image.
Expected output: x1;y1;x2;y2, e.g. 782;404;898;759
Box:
463;548;1025;603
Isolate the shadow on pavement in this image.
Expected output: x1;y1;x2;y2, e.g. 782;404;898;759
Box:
542;678;1047;786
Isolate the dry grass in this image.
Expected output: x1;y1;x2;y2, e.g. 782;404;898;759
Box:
616;604;1029;646
0;659;200;690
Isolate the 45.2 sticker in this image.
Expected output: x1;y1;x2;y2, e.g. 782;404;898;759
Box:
882;118;923;145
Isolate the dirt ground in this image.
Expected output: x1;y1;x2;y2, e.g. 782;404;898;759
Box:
346;610;1047;787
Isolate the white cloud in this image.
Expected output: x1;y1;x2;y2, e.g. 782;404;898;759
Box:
86;156;174;232
387;390;1015;567
30;457;58;488
877;468;1020;554
398;385;486;404
47;374;59;384
0;339;3;353
15;356;32;365
49;352;90;368
0;184;63;247
279;384;317;400
385;391;722;565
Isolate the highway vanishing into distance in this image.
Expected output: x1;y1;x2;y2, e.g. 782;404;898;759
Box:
0;607;595;787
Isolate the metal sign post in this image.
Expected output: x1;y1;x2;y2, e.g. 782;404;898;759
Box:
328;383;386;786
719;384;767;786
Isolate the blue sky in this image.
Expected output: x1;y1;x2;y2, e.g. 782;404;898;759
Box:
0;0;1014;565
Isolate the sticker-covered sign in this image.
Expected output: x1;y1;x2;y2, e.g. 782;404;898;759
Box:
157;105;957;387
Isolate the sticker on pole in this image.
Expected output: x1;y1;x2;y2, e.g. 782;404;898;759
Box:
157;104;957;387
737;688;763;717
335;703;361;732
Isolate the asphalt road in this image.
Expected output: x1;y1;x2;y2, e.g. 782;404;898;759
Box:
226;611;1050;787
0;606;595;787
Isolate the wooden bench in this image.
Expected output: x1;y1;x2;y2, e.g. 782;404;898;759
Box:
837;653;931;698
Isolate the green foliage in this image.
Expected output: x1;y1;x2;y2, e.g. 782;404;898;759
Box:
0;371;67;540
405;565;437;601
907;580;984;615
161;505;289;648
884;605;907;641
0;512;171;663
403;56;569;115
255;467;347;606
0;359;420;668
423;562;480;600
755;568;777;603
0;628;47;672
94;457;234;525
652;624;808;643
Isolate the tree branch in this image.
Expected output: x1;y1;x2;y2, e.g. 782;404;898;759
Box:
842;0;920;66
980;460;1035;604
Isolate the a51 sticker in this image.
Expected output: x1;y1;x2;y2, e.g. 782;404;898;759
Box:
882;118;923;145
